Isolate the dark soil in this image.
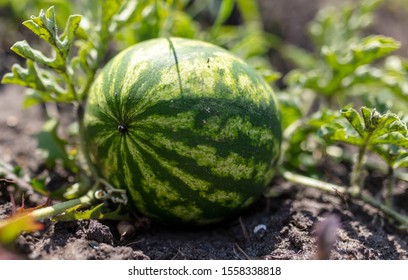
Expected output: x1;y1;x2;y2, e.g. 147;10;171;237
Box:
0;86;407;260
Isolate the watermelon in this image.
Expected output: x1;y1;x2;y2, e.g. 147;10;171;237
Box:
83;37;281;225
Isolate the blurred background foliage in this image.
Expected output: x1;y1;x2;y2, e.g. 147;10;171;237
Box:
0;0;279;83
1;0;407;92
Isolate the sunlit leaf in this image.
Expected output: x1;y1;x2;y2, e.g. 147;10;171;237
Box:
321;107;408;166
1;60;45;90
22;6;81;57
352;35;400;66
371;132;408;148
341;107;366;137
319;125;364;146
23;6;58;46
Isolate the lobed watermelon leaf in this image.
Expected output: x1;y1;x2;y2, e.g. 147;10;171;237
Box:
13;6;81;70
320;107;408;167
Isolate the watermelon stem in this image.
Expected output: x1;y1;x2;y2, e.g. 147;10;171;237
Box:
29;187;96;221
94;178;128;205
25;176;128;222
281;170;408;228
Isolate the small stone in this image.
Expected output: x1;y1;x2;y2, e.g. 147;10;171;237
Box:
6;116;18;127
253;224;267;234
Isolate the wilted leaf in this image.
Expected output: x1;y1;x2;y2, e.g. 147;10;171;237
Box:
0;213;43;244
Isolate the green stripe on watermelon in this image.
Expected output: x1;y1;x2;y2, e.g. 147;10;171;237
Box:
84;37;281;225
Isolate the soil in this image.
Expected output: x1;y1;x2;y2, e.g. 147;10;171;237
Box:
0;85;407;260
1;0;408;260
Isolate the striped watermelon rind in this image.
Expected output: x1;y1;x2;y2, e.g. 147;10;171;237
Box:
83;37;281;225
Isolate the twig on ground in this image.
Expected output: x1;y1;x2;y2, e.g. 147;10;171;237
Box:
238;216;249;240
233;242;252;260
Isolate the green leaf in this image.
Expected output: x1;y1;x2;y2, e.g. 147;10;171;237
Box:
1;60;45;90
286;0;400;98
236;0;261;23
34;118;76;171
31;178;50;196
361;106;374;132
371;132;408;148
341;108;366;137
319;125;364;146
281;44;318;70
2;60;70;102
53;203;128;221
59;14;82;51
352;35;401;66
2;5;83;105
11;6;81;70
278;92;303;130
308;0;384;48
100;0;123;31
321;107;408;166
394;151;408;168
23;6;58;46
211;0;235;37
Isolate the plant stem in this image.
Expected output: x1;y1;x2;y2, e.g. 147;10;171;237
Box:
326;146;408;182
281;170;408;228
350;135;371;194
385;165;395;208
281;170;347;193
31;188;95;221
